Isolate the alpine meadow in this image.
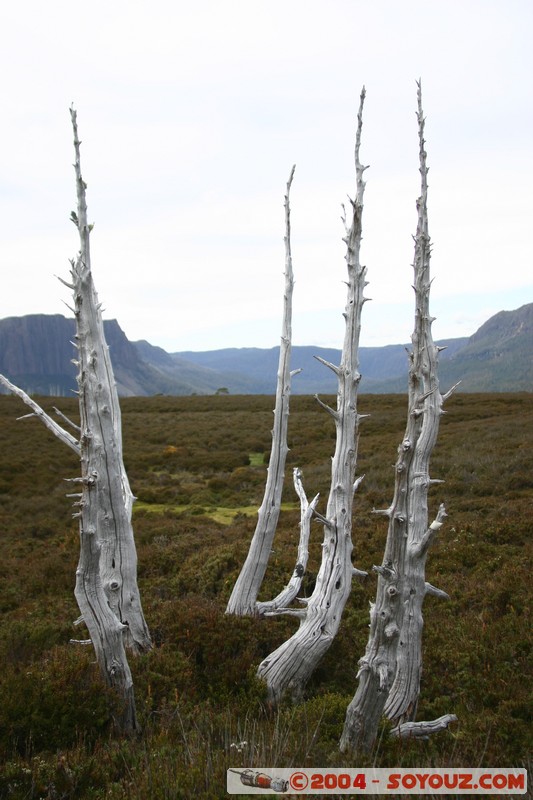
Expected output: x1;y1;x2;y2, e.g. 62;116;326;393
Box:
0;392;531;797
0;88;532;800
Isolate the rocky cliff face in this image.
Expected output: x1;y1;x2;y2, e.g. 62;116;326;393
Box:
0;315;74;376
0;314;227;397
0;315;153;396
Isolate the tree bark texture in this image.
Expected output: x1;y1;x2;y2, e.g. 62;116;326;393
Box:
0;111;150;733
390;713;458;740
69;108;151;659
0;329;142;736
382;84;455;726
226;166;296;616
257;90;368;704
340;83;453;753
74;501;137;733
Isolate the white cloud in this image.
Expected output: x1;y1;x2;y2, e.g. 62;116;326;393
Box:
1;0;532;351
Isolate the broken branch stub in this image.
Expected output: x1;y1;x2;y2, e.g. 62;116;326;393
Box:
390;713;458;740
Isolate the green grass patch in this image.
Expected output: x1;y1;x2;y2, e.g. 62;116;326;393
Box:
134;500;299;524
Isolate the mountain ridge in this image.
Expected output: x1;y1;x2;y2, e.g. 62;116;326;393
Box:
0;304;531;396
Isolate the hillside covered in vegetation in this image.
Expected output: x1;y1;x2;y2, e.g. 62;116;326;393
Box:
1;302;531;397
0;392;531;799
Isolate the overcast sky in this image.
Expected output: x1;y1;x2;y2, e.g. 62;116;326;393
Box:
0;1;531;352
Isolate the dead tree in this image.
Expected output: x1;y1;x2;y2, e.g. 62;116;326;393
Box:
0;371;140;736
226;166;298;616
0;109;151;733
340;83;457;753
257;89;368;704
256;467;319;616
68;108;151;657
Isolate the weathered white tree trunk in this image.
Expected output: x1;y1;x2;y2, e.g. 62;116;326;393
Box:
74;485;138;733
382;86;458;729
1;111;153;733
0;380;137;734
226;166;297;616
340;83;456;753
68;108;151;663
257;89;368;704
256;468;319;616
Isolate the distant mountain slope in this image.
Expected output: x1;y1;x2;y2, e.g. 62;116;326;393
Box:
134;339;255;394
0;315;202;397
438;303;533;391
0;304;530;396
176;338;469;394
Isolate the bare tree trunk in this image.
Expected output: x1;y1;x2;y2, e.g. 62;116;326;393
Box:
256;468;319;616
226;166;297;616
0;110;150;733
340;83;456;753
0;381;137;733
382;85;457;728
74;491;137;733
69;108;151;658
257;89;368;704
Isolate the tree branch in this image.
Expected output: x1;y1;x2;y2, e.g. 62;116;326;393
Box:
0;374;80;454
53;406;81;433
390;713;458;740
257;468;318;615
425;582;450;600
411;503;447;558
313;355;340;376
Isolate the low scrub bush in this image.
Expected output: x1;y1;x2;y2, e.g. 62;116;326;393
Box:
0;392;531;798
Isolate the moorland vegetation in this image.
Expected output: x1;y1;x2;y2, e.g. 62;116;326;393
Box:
0;391;531;798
